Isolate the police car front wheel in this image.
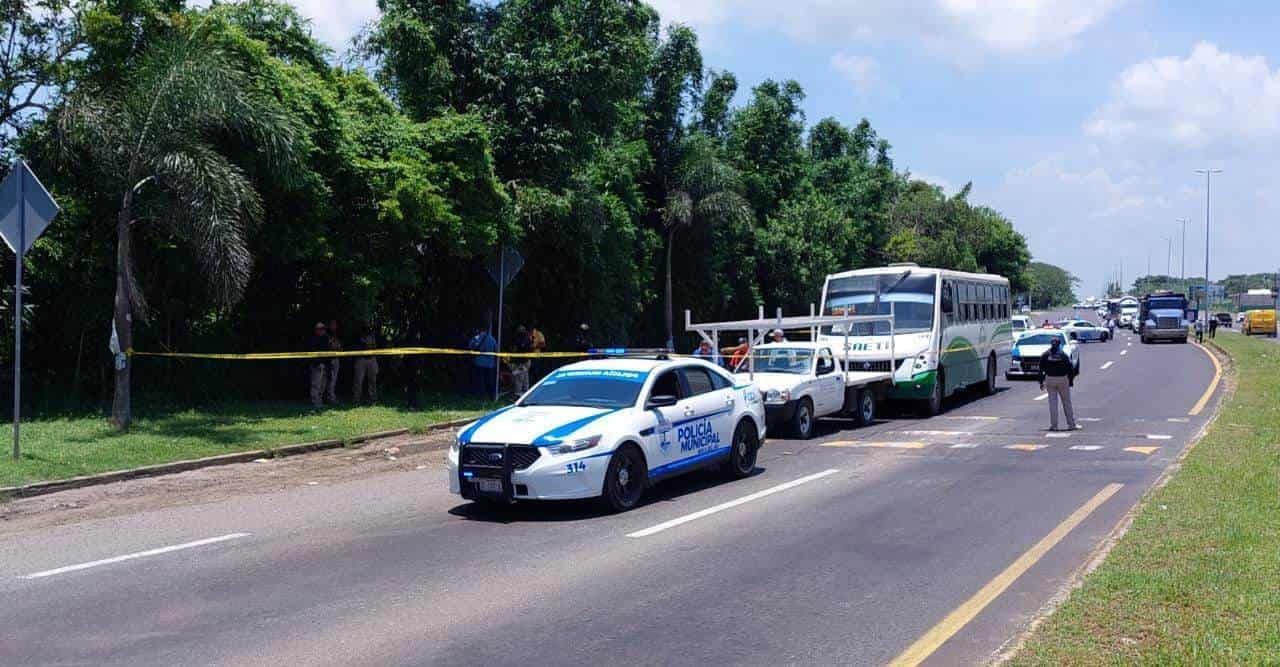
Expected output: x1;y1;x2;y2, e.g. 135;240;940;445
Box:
602;445;647;513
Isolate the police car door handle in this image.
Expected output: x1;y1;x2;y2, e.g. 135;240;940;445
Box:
724;395;735;407
683;406;695;417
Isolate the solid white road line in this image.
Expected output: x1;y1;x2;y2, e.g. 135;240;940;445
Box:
1069;445;1103;451
1034;393;1048;401
1146;434;1173;440
22;533;252;579
1100;361;1114;370
627;470;840;538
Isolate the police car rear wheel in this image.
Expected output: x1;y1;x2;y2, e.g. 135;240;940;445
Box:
792;399;814;440
602;445;645;513
724;421;759;479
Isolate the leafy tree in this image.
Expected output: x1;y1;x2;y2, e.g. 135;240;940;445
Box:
727;79;806;221
54;21;302;428
661;133;752;345
0;0;87;158
696;69;735;141
1027;261;1078;308
756;192;865;310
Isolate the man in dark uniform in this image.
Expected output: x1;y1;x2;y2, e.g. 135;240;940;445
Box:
1037;337;1079;431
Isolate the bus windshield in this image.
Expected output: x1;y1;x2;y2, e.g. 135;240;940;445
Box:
822;272;937;336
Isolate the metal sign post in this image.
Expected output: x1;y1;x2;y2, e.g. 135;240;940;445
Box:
485;246;524;401
0;160;60;460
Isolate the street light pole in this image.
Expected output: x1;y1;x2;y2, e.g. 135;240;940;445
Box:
1178;218;1187;290
1195;168;1223;323
1164;236;1172;277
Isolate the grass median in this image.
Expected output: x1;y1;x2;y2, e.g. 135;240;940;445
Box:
1010;333;1280;664
0;396;493;489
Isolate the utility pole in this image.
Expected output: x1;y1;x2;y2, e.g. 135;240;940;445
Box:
1195;168;1223;323
1179;218;1188;290
1165;237;1172;278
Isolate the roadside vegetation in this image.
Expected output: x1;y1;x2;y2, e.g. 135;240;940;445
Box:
1011;333;1280;664
0;396;490;488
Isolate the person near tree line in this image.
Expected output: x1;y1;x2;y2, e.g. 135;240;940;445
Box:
529;323;547;381
510;325;533;396
1208;316;1218;339
469;327;498;397
325;319;342;404
1194;318;1204;343
693;340;720;366
307;322;331;408
351;324;379;404
1037;337;1079;432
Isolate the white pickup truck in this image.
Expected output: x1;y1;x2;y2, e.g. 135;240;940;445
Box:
746;341;894;439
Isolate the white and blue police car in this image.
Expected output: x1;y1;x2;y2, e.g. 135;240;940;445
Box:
448;351;767;512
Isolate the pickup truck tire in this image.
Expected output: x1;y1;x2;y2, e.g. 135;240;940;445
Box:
853;389;876;427
792;398;815;440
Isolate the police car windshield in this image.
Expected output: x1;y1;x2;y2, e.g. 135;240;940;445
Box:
822;273;936;336
520;369;647;409
738;348;814;374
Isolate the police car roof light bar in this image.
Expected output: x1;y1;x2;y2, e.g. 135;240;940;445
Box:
587;347;672;359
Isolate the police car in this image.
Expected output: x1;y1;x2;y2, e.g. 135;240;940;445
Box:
448;351;767;512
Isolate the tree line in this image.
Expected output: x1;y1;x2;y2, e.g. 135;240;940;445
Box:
0;0;1032;425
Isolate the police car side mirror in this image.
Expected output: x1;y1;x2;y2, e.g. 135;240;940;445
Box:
646;394;679;409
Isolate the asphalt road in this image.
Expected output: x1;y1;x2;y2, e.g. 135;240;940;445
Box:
0;311;1222;666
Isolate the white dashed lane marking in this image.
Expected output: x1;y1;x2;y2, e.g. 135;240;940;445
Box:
1100;361;1114;370
627;469;841;538
1146;434;1172;440
1034;393;1048;401
1069;445;1103;451
21;533;252;580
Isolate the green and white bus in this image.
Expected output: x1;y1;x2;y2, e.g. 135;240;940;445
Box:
817;263;1013;415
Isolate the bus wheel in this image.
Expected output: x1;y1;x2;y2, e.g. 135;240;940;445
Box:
925;369;945;416
983;355;997;396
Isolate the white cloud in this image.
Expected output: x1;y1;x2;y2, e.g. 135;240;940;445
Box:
1085;42;1280;156
288;0;378;50
829;53;878;92
646;0;1123;62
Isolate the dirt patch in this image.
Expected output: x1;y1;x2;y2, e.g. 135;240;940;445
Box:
0;429;455;534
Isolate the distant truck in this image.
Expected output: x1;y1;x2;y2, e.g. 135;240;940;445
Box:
1138;291;1189;344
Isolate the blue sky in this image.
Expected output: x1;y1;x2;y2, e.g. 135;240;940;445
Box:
293;0;1280;297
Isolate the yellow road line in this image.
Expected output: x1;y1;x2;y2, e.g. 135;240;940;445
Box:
1005;444;1047;452
888;482;1123;667
1188;341;1222;416
1123;446;1160;455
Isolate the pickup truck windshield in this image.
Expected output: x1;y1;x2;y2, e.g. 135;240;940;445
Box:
822;273;937;336
738;348;814;374
520;369;647;409
1146;297;1186;310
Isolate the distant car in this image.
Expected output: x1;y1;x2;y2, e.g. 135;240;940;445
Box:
1019;305;1031;314
1214;312;1233;328
1057;319;1110;343
1007;330;1080;380
448;354;766;512
1011;315;1032;339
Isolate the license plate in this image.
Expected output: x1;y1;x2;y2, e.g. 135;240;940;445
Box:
475;478;503;493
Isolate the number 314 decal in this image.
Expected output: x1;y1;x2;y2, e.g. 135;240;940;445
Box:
565;461;587;474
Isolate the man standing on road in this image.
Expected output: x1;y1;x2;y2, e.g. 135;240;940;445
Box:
470;327;498;397
693;340;720;366
1038;337;1079;431
1209;316;1218;339
308;322;330;408
1194;318;1204;343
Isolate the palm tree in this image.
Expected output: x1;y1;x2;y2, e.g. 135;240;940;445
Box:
661;135;753;347
56;25;300;429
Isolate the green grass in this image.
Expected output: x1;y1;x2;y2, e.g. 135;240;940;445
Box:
0;396;493;489
1010;334;1280;665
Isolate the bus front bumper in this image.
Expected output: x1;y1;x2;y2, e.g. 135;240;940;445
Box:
888;370;937;400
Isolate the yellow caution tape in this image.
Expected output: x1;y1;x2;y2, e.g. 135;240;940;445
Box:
128;347;592;361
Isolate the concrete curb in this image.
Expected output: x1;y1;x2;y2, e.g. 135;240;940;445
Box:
0;417;472;500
